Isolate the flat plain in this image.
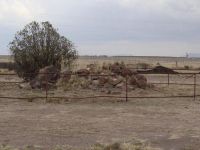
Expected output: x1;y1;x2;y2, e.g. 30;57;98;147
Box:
0;56;200;150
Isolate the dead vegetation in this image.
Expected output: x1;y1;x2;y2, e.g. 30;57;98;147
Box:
0;141;157;150
91;142;155;150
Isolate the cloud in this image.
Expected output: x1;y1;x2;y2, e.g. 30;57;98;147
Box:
117;0;200;23
1;0;200;56
0;0;44;24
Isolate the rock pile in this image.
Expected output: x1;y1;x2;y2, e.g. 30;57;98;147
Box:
63;62;148;90
25;62;148;91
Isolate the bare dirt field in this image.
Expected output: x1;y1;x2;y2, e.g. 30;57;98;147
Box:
1;56;200;150
0;96;200;150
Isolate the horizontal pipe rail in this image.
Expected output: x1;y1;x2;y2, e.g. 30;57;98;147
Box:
1;82;199;87
0;72;200;76
0;95;197;100
0;72;199;102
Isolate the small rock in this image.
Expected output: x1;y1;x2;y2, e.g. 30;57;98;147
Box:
18;83;31;90
109;77;123;87
116;82;124;88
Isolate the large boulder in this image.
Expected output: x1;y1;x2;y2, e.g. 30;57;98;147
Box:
30;79;41;89
76;69;90;78
38;65;60;83
30;65;60;89
135;74;147;89
109;62;126;75
129;74;147;89
109;62;136;77
129;75;137;86
98;76;110;86
121;68;134;77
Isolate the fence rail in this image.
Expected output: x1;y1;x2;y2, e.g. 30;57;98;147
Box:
0;72;199;102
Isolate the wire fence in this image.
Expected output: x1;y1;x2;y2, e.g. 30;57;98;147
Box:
0;72;199;102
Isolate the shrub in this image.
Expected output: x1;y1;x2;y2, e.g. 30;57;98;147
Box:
9;21;78;80
184;65;189;70
184;65;192;70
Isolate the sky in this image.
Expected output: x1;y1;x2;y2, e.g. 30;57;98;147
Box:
0;0;200;56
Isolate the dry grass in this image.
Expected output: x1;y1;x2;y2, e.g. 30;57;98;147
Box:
60;75;92;91
0;142;158;150
74;56;200;70
1;55;200;70
91;142;156;150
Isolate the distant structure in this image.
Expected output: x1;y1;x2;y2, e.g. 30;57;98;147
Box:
186;53;189;58
187;53;200;58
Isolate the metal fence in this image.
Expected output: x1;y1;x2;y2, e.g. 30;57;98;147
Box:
0;72;199;102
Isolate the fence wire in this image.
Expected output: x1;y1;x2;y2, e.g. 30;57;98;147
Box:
0;72;199;102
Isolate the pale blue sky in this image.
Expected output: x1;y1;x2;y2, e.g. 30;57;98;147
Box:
0;0;200;56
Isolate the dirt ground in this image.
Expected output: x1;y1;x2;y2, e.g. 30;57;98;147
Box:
0;97;200;150
1;74;200;150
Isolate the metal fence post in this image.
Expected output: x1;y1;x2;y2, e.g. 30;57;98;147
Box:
125;76;128;102
194;74;196;101
168;74;170;86
45;73;48;103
